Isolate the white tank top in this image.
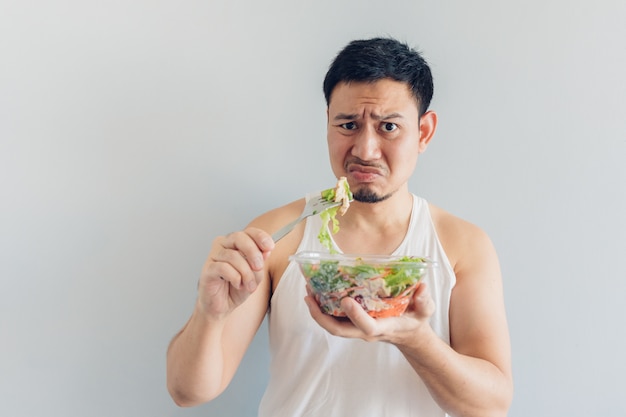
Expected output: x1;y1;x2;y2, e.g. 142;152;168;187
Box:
258;194;456;417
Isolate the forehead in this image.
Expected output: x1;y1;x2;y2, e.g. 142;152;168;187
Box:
328;79;418;114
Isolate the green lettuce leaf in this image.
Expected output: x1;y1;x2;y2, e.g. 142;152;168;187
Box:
318;179;353;253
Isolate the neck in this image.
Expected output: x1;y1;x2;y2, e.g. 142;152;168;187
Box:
332;190;414;255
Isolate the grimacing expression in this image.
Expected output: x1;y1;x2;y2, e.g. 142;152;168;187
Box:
327;79;432;203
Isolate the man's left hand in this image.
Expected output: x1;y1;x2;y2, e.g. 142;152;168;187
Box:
304;282;435;344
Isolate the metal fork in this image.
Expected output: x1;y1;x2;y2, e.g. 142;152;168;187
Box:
271;195;347;242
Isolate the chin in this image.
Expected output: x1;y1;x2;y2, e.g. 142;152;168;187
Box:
353;188;392;204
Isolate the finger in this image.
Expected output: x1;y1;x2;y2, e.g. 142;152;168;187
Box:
304;294;322;316
222;230;271;272
204;258;245;290
304;295;350;335
414;281;428;297
245;227;275;253
201;260;260;310
340;297;379;338
304;295;372;340
411;282;435;317
216;232;266;291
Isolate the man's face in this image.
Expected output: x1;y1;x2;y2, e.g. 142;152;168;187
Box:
326;79;429;203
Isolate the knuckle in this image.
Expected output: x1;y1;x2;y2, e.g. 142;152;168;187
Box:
362;327;378;339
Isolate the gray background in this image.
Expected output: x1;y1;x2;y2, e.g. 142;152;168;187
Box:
2;1;625;416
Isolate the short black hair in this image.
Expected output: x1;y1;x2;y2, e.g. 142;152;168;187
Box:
323;37;434;116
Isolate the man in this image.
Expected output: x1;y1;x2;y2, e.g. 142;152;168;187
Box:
167;37;513;417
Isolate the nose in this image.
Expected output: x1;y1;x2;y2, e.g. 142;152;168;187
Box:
351;126;381;161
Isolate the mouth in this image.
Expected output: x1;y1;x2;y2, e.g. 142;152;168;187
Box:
347;164;384;182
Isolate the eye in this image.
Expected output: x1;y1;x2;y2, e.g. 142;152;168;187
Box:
381;122;397;132
340;121;357;130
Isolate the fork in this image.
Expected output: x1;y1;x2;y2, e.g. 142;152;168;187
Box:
271;195;348;242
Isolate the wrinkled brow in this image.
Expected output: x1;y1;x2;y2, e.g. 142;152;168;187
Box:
333;112;403;121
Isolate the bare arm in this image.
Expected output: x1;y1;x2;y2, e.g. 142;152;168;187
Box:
396;228;512;416
166;228;274;406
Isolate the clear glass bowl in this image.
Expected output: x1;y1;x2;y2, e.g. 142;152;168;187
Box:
290;251;437;318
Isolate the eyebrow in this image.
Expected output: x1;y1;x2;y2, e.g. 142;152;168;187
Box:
333;112;404;121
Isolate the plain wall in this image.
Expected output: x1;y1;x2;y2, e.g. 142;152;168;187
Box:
2;1;625;416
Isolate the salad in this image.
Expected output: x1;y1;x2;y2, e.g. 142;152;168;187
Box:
294;253;431;318
318;177;352;253
297;178;432;317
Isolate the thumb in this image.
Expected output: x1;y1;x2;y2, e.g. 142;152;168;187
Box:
411;282;435;318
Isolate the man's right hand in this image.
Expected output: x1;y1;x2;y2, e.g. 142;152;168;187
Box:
196;227;275;319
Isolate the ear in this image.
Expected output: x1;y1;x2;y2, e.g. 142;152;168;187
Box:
418;110;437;154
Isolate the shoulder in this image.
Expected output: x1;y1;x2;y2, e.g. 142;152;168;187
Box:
427;202;498;275
248;198;306;236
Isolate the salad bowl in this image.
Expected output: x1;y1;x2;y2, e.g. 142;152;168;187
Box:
291;251;437;318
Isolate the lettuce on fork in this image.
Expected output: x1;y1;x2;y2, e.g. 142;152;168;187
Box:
318;177;352;253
